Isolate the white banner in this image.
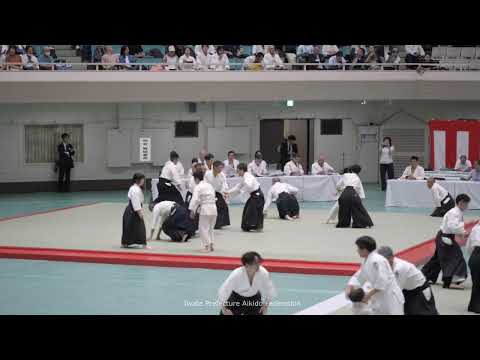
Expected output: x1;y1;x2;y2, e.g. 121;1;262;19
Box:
456;131;469;160
433;130;446;170
139;137;151;162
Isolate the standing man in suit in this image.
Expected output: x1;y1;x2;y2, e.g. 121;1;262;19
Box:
280;135;298;170
57;133;75;192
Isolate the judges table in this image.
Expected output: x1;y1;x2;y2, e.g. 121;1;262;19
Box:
151;175;342;205
386;179;480;209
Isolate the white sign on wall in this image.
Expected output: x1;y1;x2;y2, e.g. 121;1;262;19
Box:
139;137;151;162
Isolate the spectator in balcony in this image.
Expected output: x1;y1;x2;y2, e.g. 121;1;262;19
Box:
178;47;197;71
119;46;137;70
223;45;238;58
350;47;366;70
129;45;145;58
22;45;39;70
93;45;106;63
305;45;325;70
322;45;339;58
405;45;425;70
384;47;401;70
163;45;179;70
243;52;264;71
365;46;381;70
4;45;23;70
196;45;210;70
101;46;119;70
208;46;230;71
262;46;284;70
296;45;314;62
252;45;269;55
38;46;55;70
328;51;346;70
195;45;216;56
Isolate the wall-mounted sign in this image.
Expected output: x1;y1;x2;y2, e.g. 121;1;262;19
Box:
139;137;151;162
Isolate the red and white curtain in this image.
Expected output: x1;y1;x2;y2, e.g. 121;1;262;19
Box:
429;120;480;170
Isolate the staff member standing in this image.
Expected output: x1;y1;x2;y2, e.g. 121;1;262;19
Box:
280;135;298;170
379;137;394;191
57;133;75;192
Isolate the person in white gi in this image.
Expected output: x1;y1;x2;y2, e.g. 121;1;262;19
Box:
205;161;231;229
223;150;239;178
400;155;425;180
263;178;299;220
262;45;284;70
311;155;335;175
347;281;374;315
454;155;472;172
207;46;230;71
149;200;180;241
248;151;268;177
188;171;217;252
346;236;404;315
160;152;184;192
377;246;439;315
218;251;277;315
283;153;304;176
196;149;208;166
426;177;454;217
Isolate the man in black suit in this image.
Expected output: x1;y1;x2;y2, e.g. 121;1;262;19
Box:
279;135;298;170
57;133;75;192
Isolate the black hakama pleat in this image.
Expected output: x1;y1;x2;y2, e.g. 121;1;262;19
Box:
185;191;193;208
403;281;439;315
468;247;480;313
161;205;196;242
214;192;230;229
276;192;300;219
422;231;468;288
336;186;373;228
430;194;455;217
241;189;265;232
153;177;186;207
219;291;263;315
121;201;146;246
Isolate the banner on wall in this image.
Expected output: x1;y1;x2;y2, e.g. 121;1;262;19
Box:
429;119;480;170
139;137;151;162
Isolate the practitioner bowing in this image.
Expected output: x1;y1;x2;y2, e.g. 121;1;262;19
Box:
218;252;277;315
422;194;471;289
149;200;195;243
226;163;265;232
204;161;231;229
263;177;300;220
346;236;405;315
122;173;149;249
427;177;454;217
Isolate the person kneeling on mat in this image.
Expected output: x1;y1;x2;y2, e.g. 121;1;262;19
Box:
263;177;299;220
150;200;195;242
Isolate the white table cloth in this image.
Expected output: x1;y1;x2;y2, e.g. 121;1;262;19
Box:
386;179;480;209
151;175;342;205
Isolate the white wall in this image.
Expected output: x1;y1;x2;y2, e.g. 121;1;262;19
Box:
1;100;480;183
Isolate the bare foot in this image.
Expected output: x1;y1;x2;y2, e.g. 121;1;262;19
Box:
199;246;210;253
210;243;214;252
143;245;152;250
448;283;465;290
285;215;293;221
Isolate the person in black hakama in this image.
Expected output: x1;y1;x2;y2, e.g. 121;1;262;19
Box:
57;133;75;192
152;151;186;208
422;194;471;289
427;178;455;218
466;223;480;313
377;246;439;315
226;163;264;232
122;173;149;249
161;204;196;242
263;178;300;220
204;161;231;229
336;165;373;228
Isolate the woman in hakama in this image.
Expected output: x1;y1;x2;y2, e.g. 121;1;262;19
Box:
226;163;264;232
122;173;149;249
336;165;373;228
204;161;231;229
218;252;277;315
466;222;480;313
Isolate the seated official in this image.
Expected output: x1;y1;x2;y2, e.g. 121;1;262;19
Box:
400;156;425;180
248;151;268;177
311;155;335;175
223;150;239;177
455;155;472;172
283;153;304;176
469;160;480;182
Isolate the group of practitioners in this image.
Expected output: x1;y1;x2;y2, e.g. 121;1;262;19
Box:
120;136;480;315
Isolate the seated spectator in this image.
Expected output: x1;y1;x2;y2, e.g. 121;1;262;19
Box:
365;46;380;70
405;45;425;70
455;155;472;172
383;47;401;70
350;47;366;70
4;45;23;70
234;46;247;59
243;52;264;71
328;51;346;70
93;45;106;63
195;45;210;70
175;45;186;57
296;45;313;62
128;45;145;58
252;45;271;55
305;45;325;70
178;47;196;70
194;45;216;56
38;46;55;70
374;46;386;63
469;160;480;181
262;46;284;70
119;46;136;70
22;45;39;70
207;46;230;71
163;45;179;70
322;45;339;58
223;45;238;58
400;156;425;180
101;46;119;70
